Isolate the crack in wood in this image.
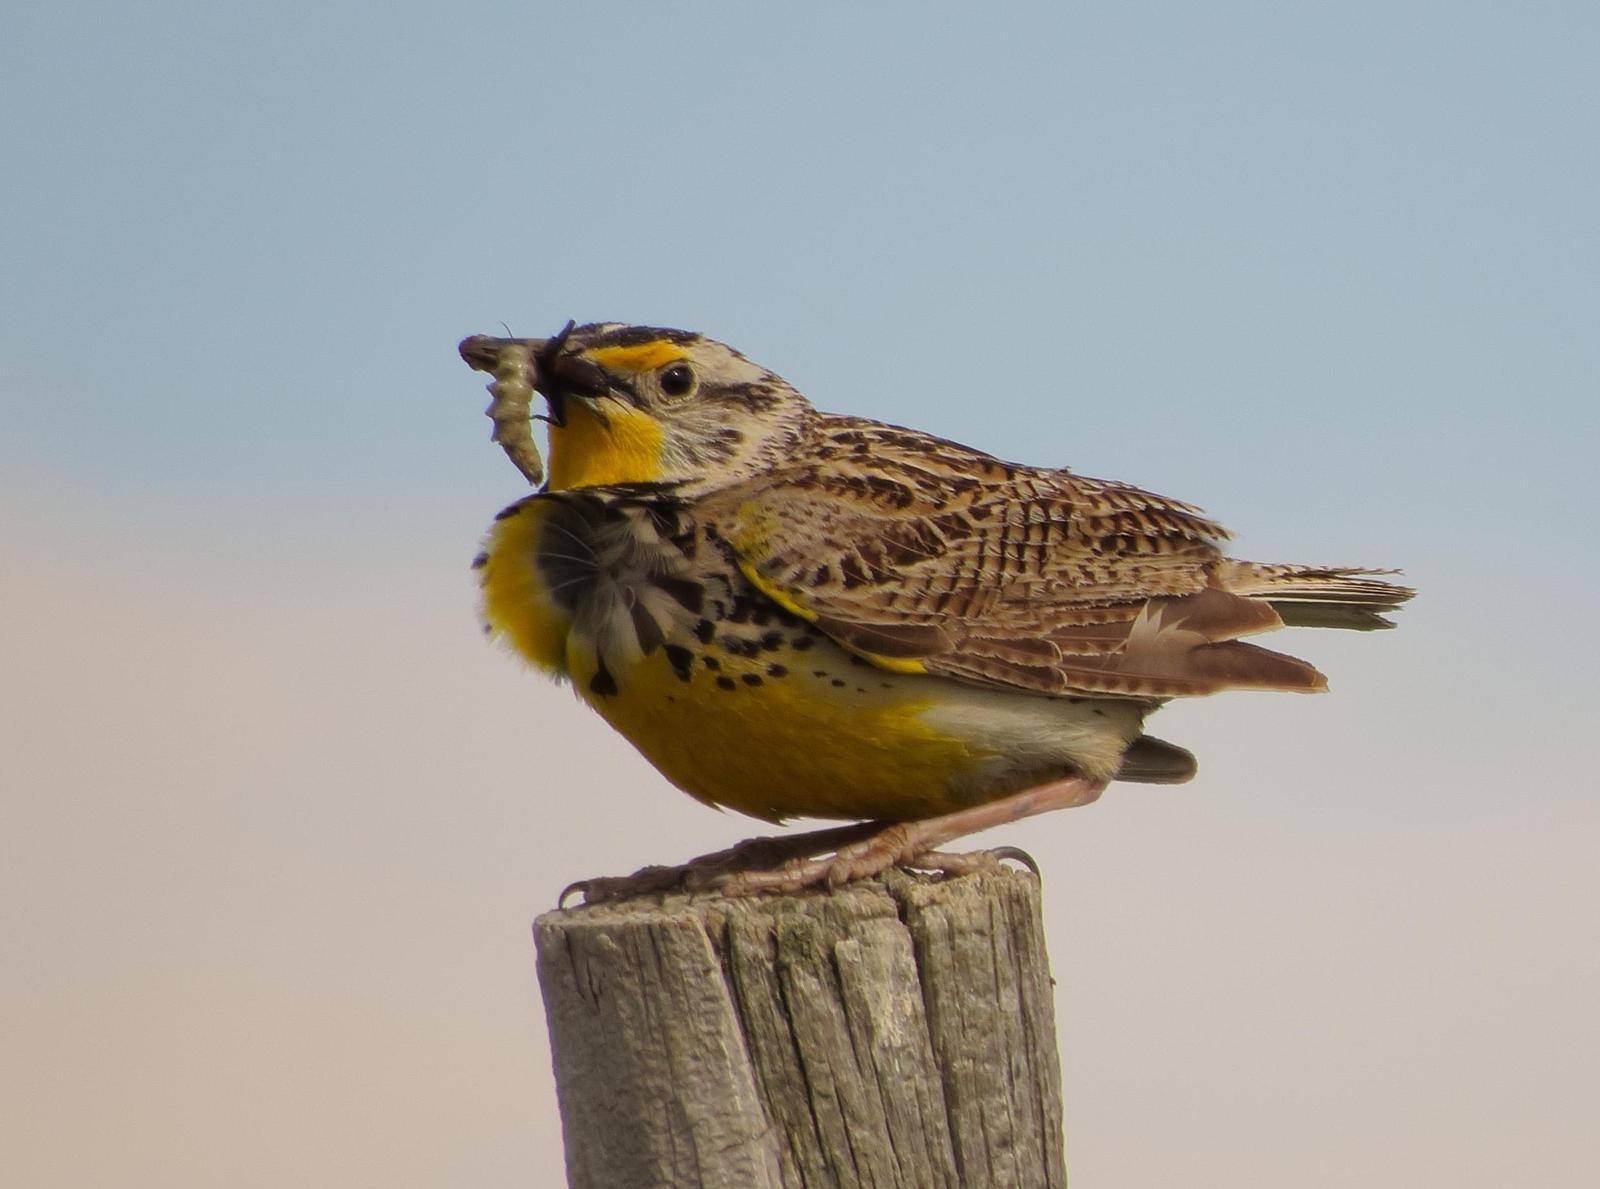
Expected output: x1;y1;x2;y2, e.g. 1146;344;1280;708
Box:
535;869;1065;1187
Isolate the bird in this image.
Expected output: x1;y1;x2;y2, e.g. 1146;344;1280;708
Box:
459;322;1413;902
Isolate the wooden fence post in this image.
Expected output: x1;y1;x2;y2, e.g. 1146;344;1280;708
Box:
533;867;1067;1188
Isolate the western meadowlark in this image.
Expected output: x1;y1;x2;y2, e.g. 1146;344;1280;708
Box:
460;322;1412;902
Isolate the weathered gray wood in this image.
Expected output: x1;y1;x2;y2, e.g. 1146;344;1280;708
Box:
534;867;1066;1188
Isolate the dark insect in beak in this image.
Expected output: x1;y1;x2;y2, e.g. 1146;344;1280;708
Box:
529;319;577;428
535;319;577;378
531;318;633;428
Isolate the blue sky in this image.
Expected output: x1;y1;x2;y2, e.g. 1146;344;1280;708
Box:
5;4;1597;1185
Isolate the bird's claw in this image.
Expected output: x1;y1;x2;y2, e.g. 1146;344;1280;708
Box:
553;819;1044;907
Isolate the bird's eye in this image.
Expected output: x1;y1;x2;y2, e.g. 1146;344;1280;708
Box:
658;362;695;398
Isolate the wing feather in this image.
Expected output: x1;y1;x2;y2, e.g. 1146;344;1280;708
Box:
704;415;1342;699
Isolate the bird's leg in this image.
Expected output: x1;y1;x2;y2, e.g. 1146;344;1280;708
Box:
560;775;1107;905
559;820;884;906
714;774;1108;897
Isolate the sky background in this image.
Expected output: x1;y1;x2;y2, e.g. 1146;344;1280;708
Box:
4;2;1597;1185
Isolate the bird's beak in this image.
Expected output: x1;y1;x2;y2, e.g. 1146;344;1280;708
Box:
458;334;539;374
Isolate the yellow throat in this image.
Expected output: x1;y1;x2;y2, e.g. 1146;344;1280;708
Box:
545;399;666;489
542;340;692;490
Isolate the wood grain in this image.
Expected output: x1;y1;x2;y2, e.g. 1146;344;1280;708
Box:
535;868;1065;1188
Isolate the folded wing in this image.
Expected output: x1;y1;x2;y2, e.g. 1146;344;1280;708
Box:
701;417;1412;700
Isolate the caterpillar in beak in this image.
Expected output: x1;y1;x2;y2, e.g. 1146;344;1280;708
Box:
482;340;543;487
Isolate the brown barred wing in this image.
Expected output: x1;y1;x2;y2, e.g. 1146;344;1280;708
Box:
703;421;1329;699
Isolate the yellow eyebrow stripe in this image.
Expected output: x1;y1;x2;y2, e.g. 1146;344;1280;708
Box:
584;341;687;372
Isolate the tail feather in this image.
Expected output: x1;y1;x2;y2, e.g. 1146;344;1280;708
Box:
1269;602;1400;631
1216;562;1415;631
1117;735;1198;784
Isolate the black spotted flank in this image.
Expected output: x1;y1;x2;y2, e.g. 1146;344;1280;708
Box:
716;675;737;691
642;503;681;539
741;673;763;687
589;659;619;698
630;603;665;655
651;574;704;615
663;643;694;682
766;664;788;678
693;619;716;644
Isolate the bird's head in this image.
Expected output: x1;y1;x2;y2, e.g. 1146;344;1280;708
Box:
460;322;812;494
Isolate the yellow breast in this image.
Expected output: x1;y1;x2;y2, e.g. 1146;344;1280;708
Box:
478;497;570;674
565;635;993;823
479;489;1026;823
